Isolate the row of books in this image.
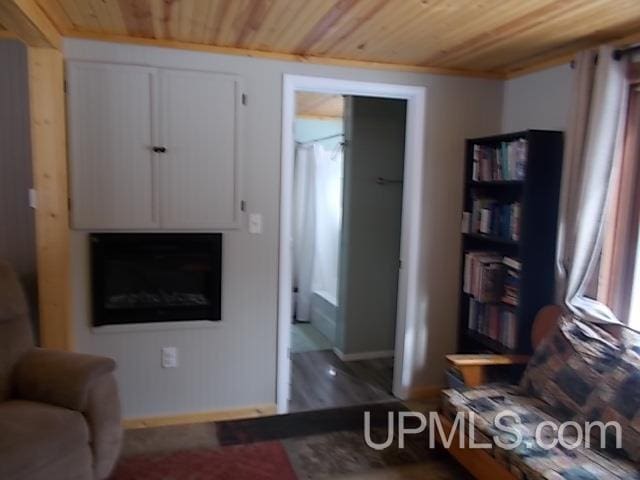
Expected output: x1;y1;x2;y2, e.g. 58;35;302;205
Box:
463;253;521;306
471;139;528;182
463;199;521;241
468;299;518;350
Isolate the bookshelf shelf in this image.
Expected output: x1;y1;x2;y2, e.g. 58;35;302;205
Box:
458;130;563;355
462;292;518;311
463;233;519;246
464;330;517;355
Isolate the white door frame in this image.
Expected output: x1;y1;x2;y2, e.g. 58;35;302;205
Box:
278;74;427;413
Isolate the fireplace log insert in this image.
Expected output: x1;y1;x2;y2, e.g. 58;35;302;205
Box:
90;233;222;326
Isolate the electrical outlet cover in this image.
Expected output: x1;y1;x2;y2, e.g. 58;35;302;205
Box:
161;347;178;368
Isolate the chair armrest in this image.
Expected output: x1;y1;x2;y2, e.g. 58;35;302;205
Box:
13;348;116;411
446;354;530;387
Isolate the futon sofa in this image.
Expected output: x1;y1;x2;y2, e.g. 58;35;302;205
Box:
0;261;122;479
441;307;640;479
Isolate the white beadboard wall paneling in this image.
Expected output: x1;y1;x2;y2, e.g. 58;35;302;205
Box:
0;40;38;330
65;38;503;418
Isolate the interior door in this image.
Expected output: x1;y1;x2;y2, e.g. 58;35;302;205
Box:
159;69;241;229
68;62;158;229
337;96;407;355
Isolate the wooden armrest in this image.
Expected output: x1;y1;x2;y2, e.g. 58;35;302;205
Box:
446;354;530;387
446;354;530;367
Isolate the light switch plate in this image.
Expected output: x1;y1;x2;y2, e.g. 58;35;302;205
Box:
248;213;263;234
28;189;37;209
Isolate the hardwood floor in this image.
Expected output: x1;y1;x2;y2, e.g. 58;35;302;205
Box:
289;350;394;413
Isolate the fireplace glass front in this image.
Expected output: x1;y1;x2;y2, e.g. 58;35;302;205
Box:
90;233;222;326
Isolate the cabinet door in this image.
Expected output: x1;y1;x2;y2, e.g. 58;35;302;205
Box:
159;69;241;229
68;62;158;229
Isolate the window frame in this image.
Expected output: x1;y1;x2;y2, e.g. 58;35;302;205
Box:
598;62;640;322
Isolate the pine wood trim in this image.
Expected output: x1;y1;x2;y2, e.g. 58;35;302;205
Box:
0;30;20;40
503;53;574;79
446;354;530;388
123;404;278;430
505;32;640;80
446;354;530;367
437;413;516;480
27;47;72;350
0;0;61;49
63;30;505;80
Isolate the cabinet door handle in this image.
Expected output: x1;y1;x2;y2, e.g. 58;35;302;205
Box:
152;146;167;153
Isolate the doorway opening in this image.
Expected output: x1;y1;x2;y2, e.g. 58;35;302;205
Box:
278;76;427;413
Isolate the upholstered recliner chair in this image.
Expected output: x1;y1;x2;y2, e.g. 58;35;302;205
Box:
0;261;122;479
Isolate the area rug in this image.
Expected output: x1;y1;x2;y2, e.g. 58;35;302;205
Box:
112;401;470;479
111;441;297;480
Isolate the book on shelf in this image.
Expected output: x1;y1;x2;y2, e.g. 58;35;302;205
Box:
463;251;504;302
467;198;521;240
471;138;528;182
468;298;518;350
501;256;521;306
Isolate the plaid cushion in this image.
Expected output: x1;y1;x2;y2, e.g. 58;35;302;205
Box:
519;318;622;420
442;385;640;480
580;329;640;461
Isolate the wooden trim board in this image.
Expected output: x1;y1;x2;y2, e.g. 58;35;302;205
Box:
0;0;61;49
27;47;72;350
123;404;277;430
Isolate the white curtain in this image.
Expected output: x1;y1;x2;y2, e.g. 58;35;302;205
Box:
555;45;627;323
293;143;343;321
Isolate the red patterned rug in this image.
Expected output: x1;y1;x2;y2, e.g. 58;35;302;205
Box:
110;441;297;480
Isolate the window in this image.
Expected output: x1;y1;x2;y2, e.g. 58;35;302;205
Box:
595;62;640;326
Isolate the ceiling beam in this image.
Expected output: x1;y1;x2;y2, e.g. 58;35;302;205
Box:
0;0;61;49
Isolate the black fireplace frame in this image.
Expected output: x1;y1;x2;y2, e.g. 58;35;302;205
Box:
90;233;222;327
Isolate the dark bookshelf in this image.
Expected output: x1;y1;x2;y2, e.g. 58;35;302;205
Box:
458;129;563;354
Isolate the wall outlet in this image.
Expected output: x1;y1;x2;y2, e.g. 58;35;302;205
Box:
161;347;178;368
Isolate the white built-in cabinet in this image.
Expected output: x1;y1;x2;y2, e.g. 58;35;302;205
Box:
67;61;243;230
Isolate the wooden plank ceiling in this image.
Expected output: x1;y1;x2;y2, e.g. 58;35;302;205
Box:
32;0;640;77
297;92;344;119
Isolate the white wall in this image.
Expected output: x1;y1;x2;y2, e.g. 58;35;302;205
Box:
502;64;573;132
65;38;503;418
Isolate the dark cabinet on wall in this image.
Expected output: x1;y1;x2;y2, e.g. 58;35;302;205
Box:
458;129;563;355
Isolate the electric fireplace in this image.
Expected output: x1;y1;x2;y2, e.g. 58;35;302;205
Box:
90;233;222;326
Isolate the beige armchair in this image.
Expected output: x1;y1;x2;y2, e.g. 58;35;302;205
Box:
0;261;122;480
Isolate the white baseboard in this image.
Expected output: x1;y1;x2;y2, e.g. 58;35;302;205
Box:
333;347;395;361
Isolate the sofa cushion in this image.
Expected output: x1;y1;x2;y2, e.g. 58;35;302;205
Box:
0;400;92;479
519;317;622;419
442;385;640;480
